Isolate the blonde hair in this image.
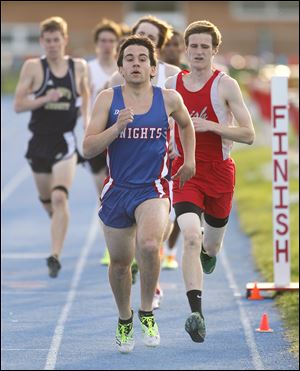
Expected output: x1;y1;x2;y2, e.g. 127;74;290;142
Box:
40;16;68;37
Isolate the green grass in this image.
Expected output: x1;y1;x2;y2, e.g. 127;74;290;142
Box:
233;146;299;355
1;71;19;95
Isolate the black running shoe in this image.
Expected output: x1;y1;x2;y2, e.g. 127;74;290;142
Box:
46;256;61;278
131;260;139;284
185;312;206;343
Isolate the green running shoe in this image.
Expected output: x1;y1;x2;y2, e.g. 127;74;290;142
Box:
138;311;160;347
200;248;217;274
116;320;134;353
100;247;110;266
185;312;206;343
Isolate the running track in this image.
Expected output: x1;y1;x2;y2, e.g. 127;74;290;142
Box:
1;96;298;370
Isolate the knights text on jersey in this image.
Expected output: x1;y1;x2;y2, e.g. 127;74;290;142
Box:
101;86;170;196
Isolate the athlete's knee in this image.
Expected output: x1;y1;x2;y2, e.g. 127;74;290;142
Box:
182;230;202;252
138;238;160;256
110;260;131;279
51;185;69;207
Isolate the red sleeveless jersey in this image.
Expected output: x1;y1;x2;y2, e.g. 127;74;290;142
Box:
174;69;233;163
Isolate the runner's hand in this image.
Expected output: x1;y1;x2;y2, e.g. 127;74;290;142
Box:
46;89;62;102
115;108;134;132
171;162;195;188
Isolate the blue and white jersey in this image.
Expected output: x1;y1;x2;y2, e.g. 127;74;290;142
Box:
101;85;170;197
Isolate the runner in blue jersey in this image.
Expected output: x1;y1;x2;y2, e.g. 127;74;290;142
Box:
83;36;195;353
108;15;181;308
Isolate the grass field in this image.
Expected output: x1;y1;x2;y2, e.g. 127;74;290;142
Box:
1;71;19;95
233;145;299;354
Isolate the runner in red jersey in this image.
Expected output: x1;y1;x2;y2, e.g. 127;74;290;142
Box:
165;20;255;343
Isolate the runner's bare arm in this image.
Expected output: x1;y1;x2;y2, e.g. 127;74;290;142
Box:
83;89;134;158
165;63;181;78
220;77;255;144
14;60;60;113
192;77;255;145
163;89;195;187
76;59;90;130
165;75;180;159
107;70;125;88
165;75;177;90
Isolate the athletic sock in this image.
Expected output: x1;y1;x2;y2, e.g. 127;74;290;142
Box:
119;310;133;324
187;290;203;317
138;309;153;318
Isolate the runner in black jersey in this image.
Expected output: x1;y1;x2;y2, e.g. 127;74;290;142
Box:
14;16;89;278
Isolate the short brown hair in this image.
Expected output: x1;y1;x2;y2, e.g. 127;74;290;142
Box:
132;15;173;50
40;17;68;37
184;20;222;51
117;35;157;68
93;19;122;43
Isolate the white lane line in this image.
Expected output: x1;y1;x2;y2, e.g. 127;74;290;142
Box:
220;250;265;371
1;165;30;205
44;209;99;370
